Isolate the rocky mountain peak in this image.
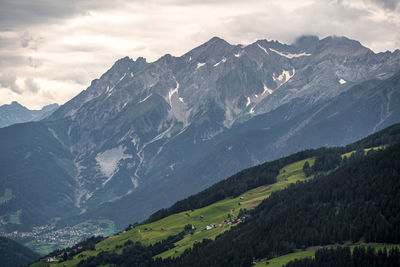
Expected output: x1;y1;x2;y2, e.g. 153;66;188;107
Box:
184;36;234;63
10;101;23;107
317;35;372;56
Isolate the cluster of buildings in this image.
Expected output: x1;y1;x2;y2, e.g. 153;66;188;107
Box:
205;216;247;230
1;222;109;251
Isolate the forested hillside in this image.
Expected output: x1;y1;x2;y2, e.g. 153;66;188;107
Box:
31;123;400;267
147;122;400;223
68;125;400;267
284;246;400;267
0;237;41;267
156;143;400;266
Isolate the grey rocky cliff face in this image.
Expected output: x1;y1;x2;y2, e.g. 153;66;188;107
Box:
44;35;400;213
12;35;400;229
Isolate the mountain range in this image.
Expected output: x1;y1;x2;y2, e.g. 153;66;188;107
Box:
0;101;59;128
1;35;400;253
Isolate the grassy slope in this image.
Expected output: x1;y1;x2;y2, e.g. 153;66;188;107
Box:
341;145;384;158
38;157;314;267
255;243;400;267
32;146;389;266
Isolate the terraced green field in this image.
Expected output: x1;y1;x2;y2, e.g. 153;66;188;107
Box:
255;243;400;267
36;157;315;266
341;145;385;159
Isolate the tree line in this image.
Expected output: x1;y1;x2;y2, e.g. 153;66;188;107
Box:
77;225;195;267
284;246;400;267
146;123;400;224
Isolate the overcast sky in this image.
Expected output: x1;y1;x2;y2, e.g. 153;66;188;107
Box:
0;0;399;109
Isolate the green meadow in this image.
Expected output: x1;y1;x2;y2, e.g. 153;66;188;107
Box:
29;147;393;266
341;145;385;159
43;157;315;266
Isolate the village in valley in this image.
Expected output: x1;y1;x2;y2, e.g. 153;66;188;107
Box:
205;216;247;230
0;220;114;254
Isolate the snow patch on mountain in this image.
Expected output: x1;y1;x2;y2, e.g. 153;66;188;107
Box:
130;177;139;188
273;69;295;87
246;97;251;107
166;78;190;126
223;98;243;128
263;84;273;95
106;73;127;96
257;44;269;55
96;145;132;186
214;57;227;67
139;94;152;104
168;81;180;106
196;62;206;69
119;73;127;82
270;48;311;58
234;51;243;58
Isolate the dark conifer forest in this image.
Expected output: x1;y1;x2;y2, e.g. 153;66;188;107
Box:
284;246;400;267
75;127;400;267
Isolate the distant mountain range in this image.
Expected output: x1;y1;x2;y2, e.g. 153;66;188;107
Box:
0;35;399;253
0;101;59;128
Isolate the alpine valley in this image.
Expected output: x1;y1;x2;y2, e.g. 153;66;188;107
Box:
1;35;400;254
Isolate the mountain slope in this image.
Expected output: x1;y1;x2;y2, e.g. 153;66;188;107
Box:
1;36;400;252
0;122;78;231
36;123;400;267
0;101;59;128
162;143;400;266
80;71;400;229
0;236;41;267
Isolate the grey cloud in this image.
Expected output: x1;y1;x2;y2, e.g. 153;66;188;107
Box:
212;1;398;52
24;77;40;93
0;0;130;30
0;36;17;48
0;55;26;68
20;32;42;50
0;74;23;94
336;0;399;10
53;70;92;85
0;0;76;30
20;32;33;48
369;0;399;10
0;74;41;94
27;56;42;69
